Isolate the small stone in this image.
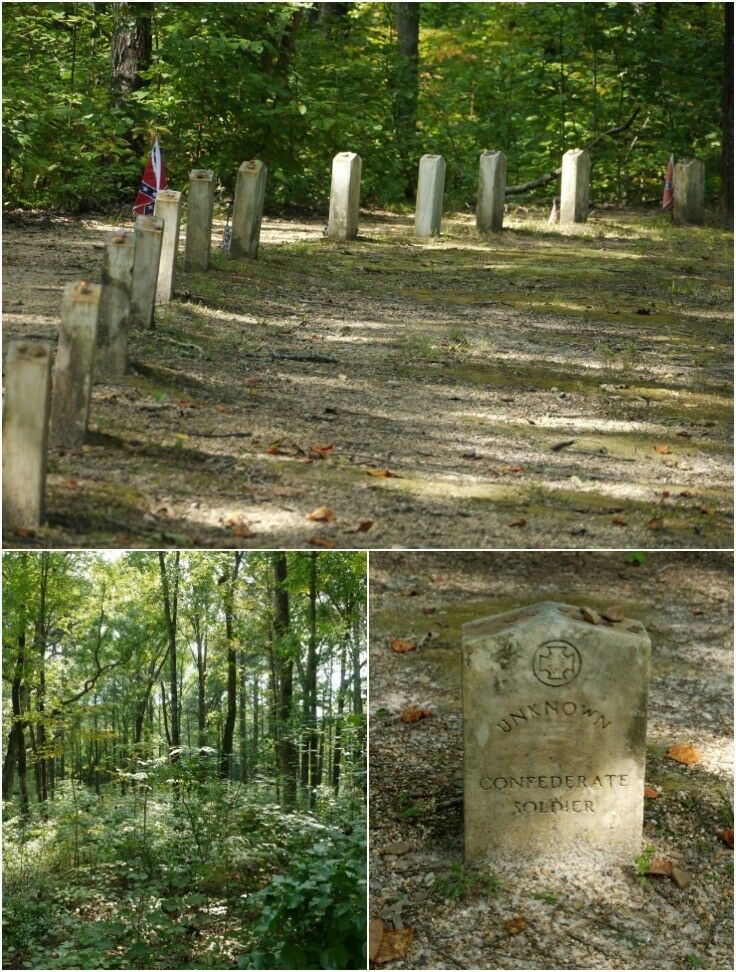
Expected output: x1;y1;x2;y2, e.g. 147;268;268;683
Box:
382;841;411;856
581;607;601;625
602;605;625;622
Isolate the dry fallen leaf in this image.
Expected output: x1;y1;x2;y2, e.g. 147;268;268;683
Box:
308;536;336;548
215;404;231;413
665;743;702;766
310;443;334;456
355;520;373;532
508;518;527;528
421;606;437;615
691;609;704;616
717;827;734;849
401;707;432;723
13;527;36;538
670;864;691;890
699;506;716;516
308;506;335;523
373;927;414;966
65;479;79;490
390;639;416;654
647;516;665;531
369;918;385;963
505;916;528;935
679;490;693;498
178;399;195;409
654;444;671;455
499;465;524;474
232;525;253;539
644;786;661;799
611;516;627;526
366;467;398;478
647;857;673;877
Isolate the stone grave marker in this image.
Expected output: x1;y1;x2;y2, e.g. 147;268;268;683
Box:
462;601;650;864
154;189;183;303
96;230;134;377
477;150;507;232
559;148;591;224
49;281;101;449
131;214;164;328
232;160;268;259
327;152;362;241
673;159;705;226
415;154;445;237
185;168;215;271
2;340;53;531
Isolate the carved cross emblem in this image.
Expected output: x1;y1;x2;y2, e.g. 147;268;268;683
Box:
533;641;581;686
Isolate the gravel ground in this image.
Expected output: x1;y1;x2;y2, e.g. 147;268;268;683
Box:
2;207;732;548
369;551;733;970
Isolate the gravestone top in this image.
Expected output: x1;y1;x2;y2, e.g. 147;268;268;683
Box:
191;168;214;180
462;600;651;865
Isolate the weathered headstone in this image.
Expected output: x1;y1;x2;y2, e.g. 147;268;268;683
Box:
49;281;101;449
559;148;591;224
154;188;183;303
415;154;445;237
2;340;53;531
232;160;267;259
96;230;134;377
327;152;362;241
476;150;507;232
462;601;650;864
131;214;164;328
673;159;705;226
185;168;215;271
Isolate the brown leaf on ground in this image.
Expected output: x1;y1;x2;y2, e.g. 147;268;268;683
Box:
308;536;336;548
215;404;231;413
671;864;691;889
366;467;399;478
654;444;671;454
691;609;704;616
310;443;335;456
421;606;437;614
178;399;195;408
232;525;253;539
65;479;79;490
508;518;527;528
267;443;291;456
717;827;734;849
369;918;385;963
647;516;665;531
373;927;414;966
699;506;716;516
499;465;524;474
14;527;36;538
644;785;661;799
401;707;432;723
611;516;627;526
679;490;693;498
647;858;673;877
355;520;373;532
505;916;528;934
308;506;335;522
665;743;702;765
390;639;416;654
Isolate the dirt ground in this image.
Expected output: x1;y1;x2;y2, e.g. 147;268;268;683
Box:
2;205;732;549
368;551;734;971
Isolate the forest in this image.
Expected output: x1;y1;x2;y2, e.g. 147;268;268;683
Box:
2;550;367;970
2;1;731;214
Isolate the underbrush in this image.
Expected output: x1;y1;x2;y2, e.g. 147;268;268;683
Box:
3;765;365;970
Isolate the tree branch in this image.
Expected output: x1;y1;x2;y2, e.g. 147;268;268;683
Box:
505;107;641;196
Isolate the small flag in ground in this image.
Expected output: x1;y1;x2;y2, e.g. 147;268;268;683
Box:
133;137;168;216
662;154;674;212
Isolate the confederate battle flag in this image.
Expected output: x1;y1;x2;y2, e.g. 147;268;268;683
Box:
662;154;674;212
133;138;168;215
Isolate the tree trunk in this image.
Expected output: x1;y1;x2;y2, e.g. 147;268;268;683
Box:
220;553;243;779
720;1;733;224
273;553;298;808
395;2;420;199
158;553;180;760
3;625;29;815
35;552;50;803
332;640;347;793
239;651;247;782
111;1;152;105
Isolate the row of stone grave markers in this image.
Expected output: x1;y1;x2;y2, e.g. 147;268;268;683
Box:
1;147;707;534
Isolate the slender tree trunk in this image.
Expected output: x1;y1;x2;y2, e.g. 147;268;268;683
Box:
720;1;733;224
35;552;50;803
3;625;29;815
273;553;298;808
111;1;152;105
220;553;243;779
239;651;247;782
395;2;420;198
158;552;180;761
332;640;347;793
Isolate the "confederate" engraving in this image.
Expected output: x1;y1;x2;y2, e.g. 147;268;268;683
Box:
479;773;629;790
495;698;611;733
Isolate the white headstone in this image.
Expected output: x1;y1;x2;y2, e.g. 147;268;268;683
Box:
185;168;215;271
327;152;362;241
673;159;705;226
131;214;164;328
559;148;591;224
477;150;507;232
415;154;446;237
96;230;134;377
463;601;651;864
232;160;268;260
154;189;183;303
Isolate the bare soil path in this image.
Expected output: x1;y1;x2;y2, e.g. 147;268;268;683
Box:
369;551;733;970
2;207;732;548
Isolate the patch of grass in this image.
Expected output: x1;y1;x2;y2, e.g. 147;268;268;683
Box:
533;892;558;905
397;793;422;821
635;844;655;879
684;954;706;969
432;861;504;901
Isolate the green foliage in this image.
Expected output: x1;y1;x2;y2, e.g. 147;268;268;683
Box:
627;551;647;566
240;827;366;970
432;861;504;901
635;843;655;878
2;2;727;211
